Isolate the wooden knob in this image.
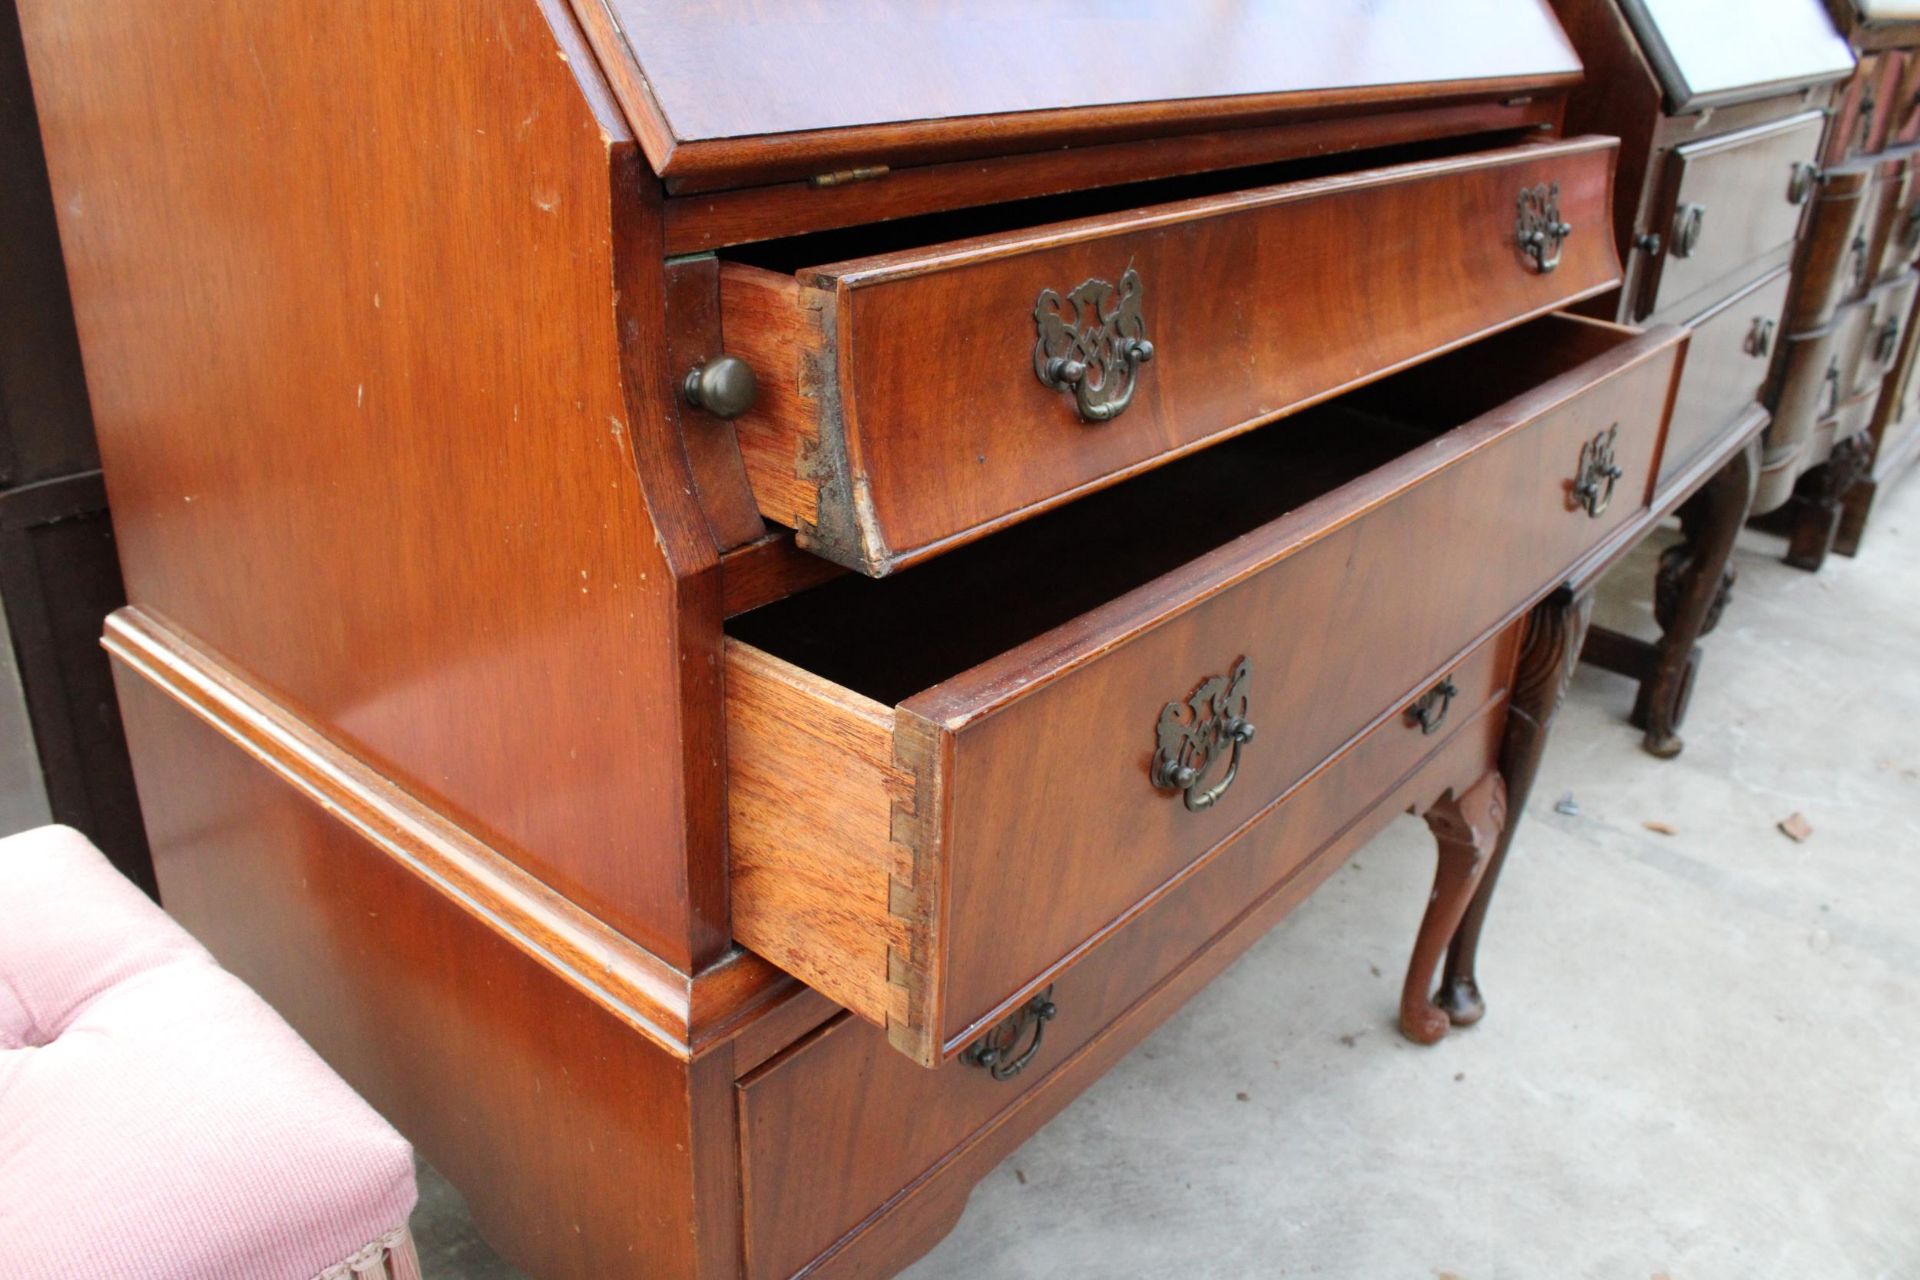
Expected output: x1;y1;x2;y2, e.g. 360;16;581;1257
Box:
683;356;757;420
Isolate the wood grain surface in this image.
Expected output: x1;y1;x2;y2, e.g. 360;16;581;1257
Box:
19;0;732;968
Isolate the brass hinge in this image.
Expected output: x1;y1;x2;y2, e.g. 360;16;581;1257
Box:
809;164;890;189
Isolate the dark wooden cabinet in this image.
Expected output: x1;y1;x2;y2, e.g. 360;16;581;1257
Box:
13;2;1779;1275
1549;0;1853;754
0;0;149;892
1806;2;1920;560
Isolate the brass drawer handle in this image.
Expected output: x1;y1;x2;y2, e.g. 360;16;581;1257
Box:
1573;424;1624;519
1407;677;1459;736
1902;204;1920;251
1876;317;1903;365
1033;268;1154;423
1516;181;1573;273
1746;317;1776;358
1788;161;1818;206
1851;230;1871;291
1671;202;1706;259
1151;658;1254;812
961;986;1056;1081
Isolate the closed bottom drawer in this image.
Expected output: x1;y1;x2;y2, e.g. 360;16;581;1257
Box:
725;314;1682;1069
736;662;1511;1280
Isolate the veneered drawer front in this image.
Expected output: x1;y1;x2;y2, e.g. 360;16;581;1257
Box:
737;681;1509;1280
1857;271;1920;398
1641;112;1824;321
726;316;1682;1069
1660;267;1792;487
1789;163;1874;332
723;137;1622;576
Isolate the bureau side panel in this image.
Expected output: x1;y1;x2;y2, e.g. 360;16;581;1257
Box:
109;665;722;1280
17;0;723;964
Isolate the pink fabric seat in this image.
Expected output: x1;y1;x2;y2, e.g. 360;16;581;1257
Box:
0;825;420;1280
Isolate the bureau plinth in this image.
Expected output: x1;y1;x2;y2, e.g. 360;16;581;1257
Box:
21;2;1702;1275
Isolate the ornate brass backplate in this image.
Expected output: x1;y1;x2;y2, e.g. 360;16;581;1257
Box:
1573;424;1624;519
1032;268;1154;423
960;986;1057;1081
1150;658;1255;812
1516;181;1573;273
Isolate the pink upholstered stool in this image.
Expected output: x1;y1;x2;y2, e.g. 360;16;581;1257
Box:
0;825;421;1280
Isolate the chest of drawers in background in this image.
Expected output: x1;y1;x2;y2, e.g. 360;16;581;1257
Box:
1548;0;1854;754
1774;0;1920;567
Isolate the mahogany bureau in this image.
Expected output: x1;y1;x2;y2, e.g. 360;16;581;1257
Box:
1547;0;1855;754
20;3;1717;1276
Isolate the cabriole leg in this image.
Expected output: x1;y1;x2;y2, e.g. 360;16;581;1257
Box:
1434;586;1594;1030
1785;433;1874;573
1400;770;1507;1045
1640;437;1758;758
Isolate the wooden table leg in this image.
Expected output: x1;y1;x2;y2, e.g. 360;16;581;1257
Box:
1400;770;1507;1045
1785;433;1872;573
1639;437;1759;758
1433;585;1594;1031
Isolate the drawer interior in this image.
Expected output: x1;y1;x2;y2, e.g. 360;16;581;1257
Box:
727;313;1627;703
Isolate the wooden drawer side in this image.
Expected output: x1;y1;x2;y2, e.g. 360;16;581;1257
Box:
727;640;941;1057
724;268;836;539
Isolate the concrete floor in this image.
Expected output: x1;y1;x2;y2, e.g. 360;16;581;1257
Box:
12;483;1915;1278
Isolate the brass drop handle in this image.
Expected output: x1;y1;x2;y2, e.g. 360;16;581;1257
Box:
1033;268;1153;423
682;355;758;419
1573;424;1624;519
1671;202;1706;259
1516;181;1573;273
961;987;1057;1081
1151;658;1253;812
1746;316;1776;358
1902;204;1920;251
1822;361;1843;415
1851;230;1872;290
1407;677;1459;736
1788;161;1819;206
1875;317;1903;365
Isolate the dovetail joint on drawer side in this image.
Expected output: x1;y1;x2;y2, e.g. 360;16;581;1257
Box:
886;711;945;1065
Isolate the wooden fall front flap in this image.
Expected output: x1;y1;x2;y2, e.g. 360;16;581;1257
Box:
565;0;1584;189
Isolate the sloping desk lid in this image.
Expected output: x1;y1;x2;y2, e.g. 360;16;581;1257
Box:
1852;0;1920;19
1617;0;1854;112
571;0;1585;189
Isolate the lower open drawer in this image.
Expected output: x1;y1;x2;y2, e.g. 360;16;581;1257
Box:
726;313;1682;1067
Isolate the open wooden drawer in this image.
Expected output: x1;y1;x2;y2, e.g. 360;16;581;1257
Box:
717;136;1622;576
725;313;1683;1067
